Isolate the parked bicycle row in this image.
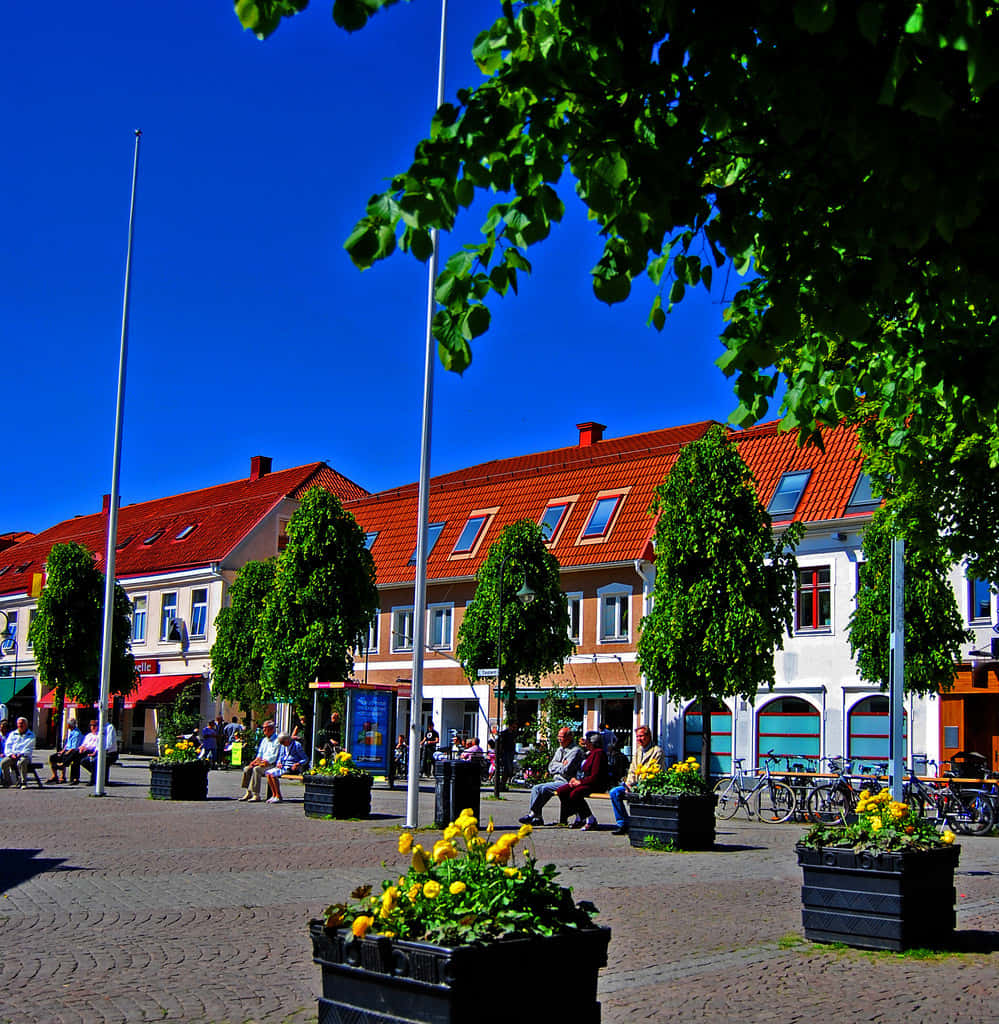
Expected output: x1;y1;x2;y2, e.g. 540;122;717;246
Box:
711;750;999;835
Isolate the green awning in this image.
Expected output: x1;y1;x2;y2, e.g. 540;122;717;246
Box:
493;687;638;702
0;677;35;706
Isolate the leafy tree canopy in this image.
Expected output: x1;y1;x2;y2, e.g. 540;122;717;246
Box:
637;427;802;772
210;558;277;711
28;542;136;721
258;488;378;707
236;0;999;574
848;504;972;695
456;518;573;727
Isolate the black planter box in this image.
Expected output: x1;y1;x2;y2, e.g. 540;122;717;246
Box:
796;842;960;951
149;760;210;800
624;792;716;850
303;773;373;819
310;919;610;1024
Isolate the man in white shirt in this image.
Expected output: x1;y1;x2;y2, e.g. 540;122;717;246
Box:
76;720;102;785
238;721;281;802
1;717;36;789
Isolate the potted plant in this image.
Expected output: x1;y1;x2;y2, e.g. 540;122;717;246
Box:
148;739;210;800
303;750;373;819
797;787;959;951
623;756;716;849
310;810;610;1023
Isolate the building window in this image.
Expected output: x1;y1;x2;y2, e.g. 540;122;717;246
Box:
453;516;487;555
26;608;37;650
768;470;812;517
278;519;291;552
175;524;197;541
132;596;147;643
567;592;582;643
1;610;17;653
143;529;163;545
968;578;992;624
796;566;831;631
190;589;208;639
358;614;379;655
540;503;570;542
160;592;178;640
598;585;631;642
408;523;445;566
428;604;454;649
115;535;134;550
845;471;881;514
364;531;378;550
392;607;415;652
582;495;622;539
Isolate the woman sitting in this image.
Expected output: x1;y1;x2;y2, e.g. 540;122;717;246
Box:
556;731;608;831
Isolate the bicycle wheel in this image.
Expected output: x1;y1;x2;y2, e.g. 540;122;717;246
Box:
807;783;850;825
712;777;741;820
902;785;925;820
756;781;796;823
947;792;994;836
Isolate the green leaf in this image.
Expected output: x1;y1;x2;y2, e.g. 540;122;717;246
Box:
593;270;631;305
344;224;379;269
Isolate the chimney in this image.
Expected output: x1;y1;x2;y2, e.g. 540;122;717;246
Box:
102;494;111;514
250;455;273;480
576;422;606;447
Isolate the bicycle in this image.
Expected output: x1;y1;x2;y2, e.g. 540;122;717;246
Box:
904;764;994;836
712;754;796;823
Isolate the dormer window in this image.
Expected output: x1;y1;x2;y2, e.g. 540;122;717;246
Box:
767;470;811;517
408;523;445;566
581;495;622;539
175;524;197;541
845;471;881;514
115;535;134;550
453;515;487;555
143;529;164;545
364;531;378;550
540;503;569;542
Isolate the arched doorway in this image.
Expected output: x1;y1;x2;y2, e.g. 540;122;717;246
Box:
847;694;906;766
683;699;732;775
756;696;820;766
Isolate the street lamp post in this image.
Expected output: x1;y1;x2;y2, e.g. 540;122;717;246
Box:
493;551;535;798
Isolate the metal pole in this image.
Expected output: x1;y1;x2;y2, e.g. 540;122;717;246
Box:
889;537;905;800
96;129;142;797
405;0;449;830
493;554;506;799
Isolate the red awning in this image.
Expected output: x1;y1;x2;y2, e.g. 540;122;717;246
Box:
38;674;203;710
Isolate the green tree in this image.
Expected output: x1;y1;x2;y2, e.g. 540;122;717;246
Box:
258;488;378;709
28;542;136;738
848;504;972;695
210;558;277;714
236;0;999;574
637;427;802;778
456;519;574;742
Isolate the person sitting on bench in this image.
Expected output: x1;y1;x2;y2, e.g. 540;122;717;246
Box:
265;733;309;803
1;718;36;789
48;719;83;783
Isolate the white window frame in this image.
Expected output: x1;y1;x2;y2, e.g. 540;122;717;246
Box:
427;603;454;650
190;588;209;639
358;614;380;655
1;610;17;654
597;583;632;643
26;608;37;650
566;592;583;644
391;606;415;653
160;592;178;641
132;595;148;644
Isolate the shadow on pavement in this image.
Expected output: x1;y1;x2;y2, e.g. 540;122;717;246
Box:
0;848;79;893
947;930;999;954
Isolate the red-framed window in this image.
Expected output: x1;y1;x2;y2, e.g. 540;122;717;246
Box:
796;566;831;631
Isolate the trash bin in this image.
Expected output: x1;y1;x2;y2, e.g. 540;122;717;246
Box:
433;759;481;827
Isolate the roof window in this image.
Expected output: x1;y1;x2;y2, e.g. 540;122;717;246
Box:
453;515;487;555
175;524;197;541
767;470;812;517
0;566;10;576
408;523;445;566
845;471;881;514
142;528;164;545
364;531;379;550
116;535;134;550
581;495;622;539
540;503;570;542
16;562;31;573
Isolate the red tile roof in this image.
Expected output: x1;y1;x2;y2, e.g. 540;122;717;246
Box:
0;531;33;552
0;462;367;595
348;419;869;588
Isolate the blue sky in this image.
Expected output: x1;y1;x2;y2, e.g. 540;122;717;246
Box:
4;1;770;535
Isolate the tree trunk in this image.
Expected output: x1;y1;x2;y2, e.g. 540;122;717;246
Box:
700;694;713;783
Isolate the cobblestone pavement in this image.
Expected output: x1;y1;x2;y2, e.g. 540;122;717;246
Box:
2;757;998;1023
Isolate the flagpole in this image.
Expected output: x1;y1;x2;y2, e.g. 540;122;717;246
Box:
406;0;448;829
96;129;142;797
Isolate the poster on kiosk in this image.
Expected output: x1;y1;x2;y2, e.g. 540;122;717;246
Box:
347;688;392;775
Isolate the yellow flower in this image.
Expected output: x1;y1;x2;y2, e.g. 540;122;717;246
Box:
433;840;458;864
503;867;521;879
486;843;511;865
462;824;479;842
164;748;174;756
443;824;461;841
411;845;430;873
398;832;414;855
352;916;374;938
319;758;327;767
870;816;883;831
455;809;477;830
517;823;533;838
407;883;421;902
422;880;441;899
496;833;519;849
379;886;398;918
941;830;956;844
486;816;495;834
468;836;487;850
449;881;466;896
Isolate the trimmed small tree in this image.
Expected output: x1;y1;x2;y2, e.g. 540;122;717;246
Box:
848;504;971;695
257;488;378;712
28;542;136;740
456;519;574;793
210;558;277;716
637;426;802;779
